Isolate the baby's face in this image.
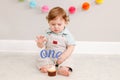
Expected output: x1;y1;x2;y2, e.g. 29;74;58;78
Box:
49;17;66;34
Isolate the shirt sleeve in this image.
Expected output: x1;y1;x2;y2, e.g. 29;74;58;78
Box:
65;33;76;46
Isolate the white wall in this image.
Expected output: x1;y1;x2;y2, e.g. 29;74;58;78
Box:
0;0;120;42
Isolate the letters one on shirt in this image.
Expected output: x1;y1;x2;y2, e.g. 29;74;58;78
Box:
40;49;62;59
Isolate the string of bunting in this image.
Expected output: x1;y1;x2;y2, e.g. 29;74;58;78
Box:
19;0;104;14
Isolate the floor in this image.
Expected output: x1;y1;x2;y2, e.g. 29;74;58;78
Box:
0;53;120;80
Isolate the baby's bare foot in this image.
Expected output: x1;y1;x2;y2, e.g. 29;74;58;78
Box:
57;66;72;76
39;66;48;73
39;65;54;73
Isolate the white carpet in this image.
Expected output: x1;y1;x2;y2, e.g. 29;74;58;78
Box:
0;53;120;80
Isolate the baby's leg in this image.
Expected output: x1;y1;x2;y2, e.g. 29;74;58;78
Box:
40;65;53;73
57;56;74;76
37;58;54;73
57;66;72;76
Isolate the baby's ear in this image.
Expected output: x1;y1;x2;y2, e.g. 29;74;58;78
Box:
65;21;68;25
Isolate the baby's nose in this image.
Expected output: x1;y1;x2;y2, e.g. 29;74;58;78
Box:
54;25;59;28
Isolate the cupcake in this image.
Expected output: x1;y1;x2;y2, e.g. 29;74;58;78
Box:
47;66;56;76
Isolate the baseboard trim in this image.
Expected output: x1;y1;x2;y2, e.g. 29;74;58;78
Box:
0;40;120;54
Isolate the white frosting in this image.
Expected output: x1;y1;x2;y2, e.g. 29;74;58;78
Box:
48;66;56;72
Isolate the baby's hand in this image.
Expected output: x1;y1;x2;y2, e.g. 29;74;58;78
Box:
36;35;47;43
36;35;47;48
57;56;65;64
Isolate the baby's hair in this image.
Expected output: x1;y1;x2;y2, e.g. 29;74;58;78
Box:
46;7;69;24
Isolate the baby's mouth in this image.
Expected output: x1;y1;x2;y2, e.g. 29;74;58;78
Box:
54;30;59;32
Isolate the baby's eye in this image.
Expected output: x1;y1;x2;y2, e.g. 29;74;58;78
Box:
52;24;55;26
58;24;61;26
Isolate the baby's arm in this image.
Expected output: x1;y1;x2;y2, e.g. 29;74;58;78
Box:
57;45;75;64
36;36;47;48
